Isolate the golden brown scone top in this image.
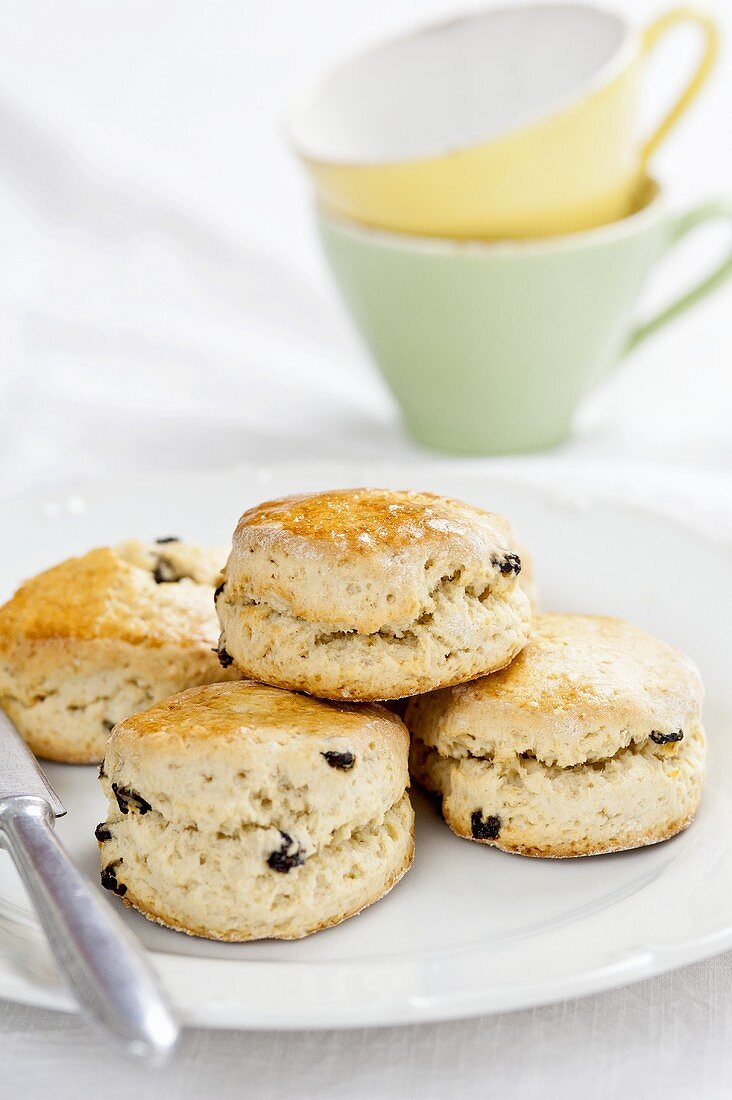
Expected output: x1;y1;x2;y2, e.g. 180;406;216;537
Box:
235;488;515;558
470;613;703;718
110;680;408;750
405;614;704;768
0;546;222;649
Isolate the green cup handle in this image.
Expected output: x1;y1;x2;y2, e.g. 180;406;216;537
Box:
625;201;732;354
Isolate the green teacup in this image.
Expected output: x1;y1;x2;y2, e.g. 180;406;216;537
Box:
318;180;732;454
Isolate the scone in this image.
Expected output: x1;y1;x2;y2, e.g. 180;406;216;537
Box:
97;680;414;940
516;545;539;612
0;538;237;764
406;613;705;857
216;488;532;700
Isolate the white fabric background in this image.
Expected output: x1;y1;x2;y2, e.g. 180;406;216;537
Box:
2;959;732;1100
0;0;731;1096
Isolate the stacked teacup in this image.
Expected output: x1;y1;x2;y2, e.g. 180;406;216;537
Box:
289;3;731;454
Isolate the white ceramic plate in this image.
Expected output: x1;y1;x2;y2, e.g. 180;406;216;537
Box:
0;462;731;1030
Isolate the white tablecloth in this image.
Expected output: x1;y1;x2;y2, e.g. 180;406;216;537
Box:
1;957;732;1099
0;0;731;1095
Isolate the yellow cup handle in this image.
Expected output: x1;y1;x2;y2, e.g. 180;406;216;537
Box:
640;6;719;164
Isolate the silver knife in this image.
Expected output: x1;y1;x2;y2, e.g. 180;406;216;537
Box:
0;709;179;1063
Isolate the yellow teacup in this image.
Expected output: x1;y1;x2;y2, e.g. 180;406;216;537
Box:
289;3;718;239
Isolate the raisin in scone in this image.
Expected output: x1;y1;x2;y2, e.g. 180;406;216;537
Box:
406;613;705;857
216;488;532;701
97;680;414;940
0;538;237;764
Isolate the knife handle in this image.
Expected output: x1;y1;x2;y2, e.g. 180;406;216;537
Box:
0;795;179;1063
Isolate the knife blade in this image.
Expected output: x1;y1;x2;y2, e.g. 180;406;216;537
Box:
0;710;66;816
0;707;179;1062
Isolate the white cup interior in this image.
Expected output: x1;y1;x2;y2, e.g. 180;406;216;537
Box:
290;3;628;164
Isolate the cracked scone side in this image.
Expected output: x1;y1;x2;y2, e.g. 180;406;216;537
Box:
410;723;706;857
97;794;414;940
0;640;224;764
97;681;415;940
217;574;529;700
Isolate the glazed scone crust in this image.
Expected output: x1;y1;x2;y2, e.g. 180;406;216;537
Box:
406;614;704;768
98;681;414;940
0;545;224;648
225;488;525;631
0;541;236;763
218;488;532;700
